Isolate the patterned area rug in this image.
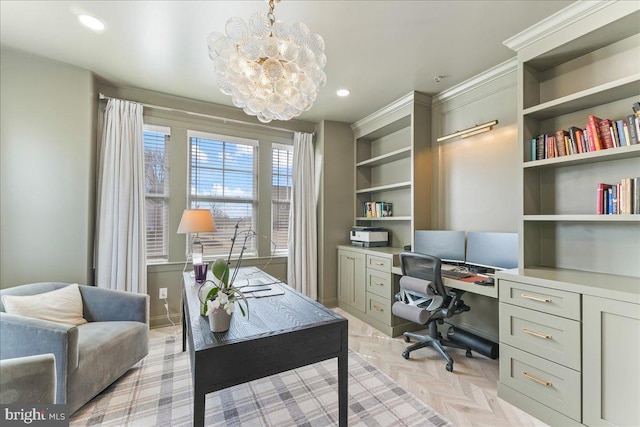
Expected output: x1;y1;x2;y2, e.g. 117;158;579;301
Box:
71;335;452;426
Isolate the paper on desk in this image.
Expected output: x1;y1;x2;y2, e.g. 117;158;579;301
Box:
243;288;285;298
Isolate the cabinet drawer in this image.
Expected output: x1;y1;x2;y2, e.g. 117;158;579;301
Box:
500;345;581;422
367;269;391;298
367;293;391;324
500;303;581;370
499;280;580;320
367;255;391;273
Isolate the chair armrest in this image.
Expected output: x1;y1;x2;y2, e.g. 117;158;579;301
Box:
0;354;56;404
79;286;149;324
0;311;78;403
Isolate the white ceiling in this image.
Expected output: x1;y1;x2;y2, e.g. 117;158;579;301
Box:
0;0;573;124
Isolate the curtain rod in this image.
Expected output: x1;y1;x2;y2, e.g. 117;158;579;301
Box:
98;93;315;136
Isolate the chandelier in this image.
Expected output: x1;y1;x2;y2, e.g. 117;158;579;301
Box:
207;0;327;123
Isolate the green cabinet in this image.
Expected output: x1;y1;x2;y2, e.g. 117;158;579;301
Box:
583;296;640;427
337;248;366;312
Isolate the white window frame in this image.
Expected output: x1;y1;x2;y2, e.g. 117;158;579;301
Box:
143;124;171;263
187;130;259;259
271;143;293;256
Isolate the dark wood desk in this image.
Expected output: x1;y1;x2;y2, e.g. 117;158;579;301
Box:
181;267;348;427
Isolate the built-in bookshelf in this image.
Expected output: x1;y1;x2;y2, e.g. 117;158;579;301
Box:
514;3;640;278
498;4;640;427
351;92;432;249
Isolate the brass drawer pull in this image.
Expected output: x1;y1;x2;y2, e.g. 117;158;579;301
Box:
375;282;384;286
372;304;384;312
521;293;552;303
346;256;355;260
374;261;385;266
522;371;552;387
522;327;552;339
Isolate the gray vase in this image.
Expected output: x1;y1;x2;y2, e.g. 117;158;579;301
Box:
208;308;232;332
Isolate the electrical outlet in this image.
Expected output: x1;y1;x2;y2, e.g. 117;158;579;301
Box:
159;288;168;299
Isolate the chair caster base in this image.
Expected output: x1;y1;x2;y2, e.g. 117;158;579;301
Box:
466;349;473;358
402;351;410;360
404;336;411;343
446;363;453;372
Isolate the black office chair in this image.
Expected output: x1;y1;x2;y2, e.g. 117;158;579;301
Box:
392;252;472;372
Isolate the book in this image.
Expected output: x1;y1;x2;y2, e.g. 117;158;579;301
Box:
610;122;619;148
634;177;640;215
597;183;612;214
623;121;631;147
588;115;604;150
616;120;627;147
555;130;569;156
620;178;632;215
546;135;556;158
626;114;638;145
536;134;545;160
597;118;615;149
530;138;537;161
568;127;582;154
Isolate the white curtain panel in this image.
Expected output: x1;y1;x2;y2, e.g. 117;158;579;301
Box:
287;132;318;299
95;99;147;294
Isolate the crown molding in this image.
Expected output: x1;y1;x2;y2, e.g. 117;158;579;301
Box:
433;58;517;106
351;91;431;134
503;0;614;52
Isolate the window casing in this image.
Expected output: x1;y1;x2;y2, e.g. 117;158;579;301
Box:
188;131;259;258
143;126;170;262
272;144;293;255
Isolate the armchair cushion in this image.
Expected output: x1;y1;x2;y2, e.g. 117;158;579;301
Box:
2;284;87;326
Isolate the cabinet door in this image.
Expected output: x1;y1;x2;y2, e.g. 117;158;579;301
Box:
337;250;366;312
583;296;640;427
337;250;353;307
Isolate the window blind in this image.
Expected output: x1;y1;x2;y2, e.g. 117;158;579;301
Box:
271;145;293;255
189;133;258;258
143;127;170;261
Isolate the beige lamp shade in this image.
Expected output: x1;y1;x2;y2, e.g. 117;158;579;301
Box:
177;209;216;234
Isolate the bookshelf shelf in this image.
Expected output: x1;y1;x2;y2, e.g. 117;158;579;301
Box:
523;143;640;169
355;146;411;168
351;91;432;249
355;181;412;194
524;215;640;222
523;74;640;120
355;216;411;221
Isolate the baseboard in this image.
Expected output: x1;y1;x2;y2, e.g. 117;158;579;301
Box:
150;313;182;329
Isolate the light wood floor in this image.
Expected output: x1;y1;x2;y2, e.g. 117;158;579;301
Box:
151;308;548;427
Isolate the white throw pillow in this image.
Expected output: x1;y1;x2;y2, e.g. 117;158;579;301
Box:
2;284;88;326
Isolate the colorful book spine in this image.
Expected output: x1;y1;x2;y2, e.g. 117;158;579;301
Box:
597;119;615;149
626;115;638;145
616;120;627;147
588;115;604;150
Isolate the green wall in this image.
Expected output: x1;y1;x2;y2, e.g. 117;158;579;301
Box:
0;49;96;287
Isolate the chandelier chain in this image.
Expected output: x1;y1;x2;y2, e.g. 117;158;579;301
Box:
268;0;276;26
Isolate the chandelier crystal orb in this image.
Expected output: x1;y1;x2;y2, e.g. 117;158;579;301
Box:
207;1;327;123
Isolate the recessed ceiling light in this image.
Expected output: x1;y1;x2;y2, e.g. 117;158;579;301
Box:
336;89;351;97
77;14;106;32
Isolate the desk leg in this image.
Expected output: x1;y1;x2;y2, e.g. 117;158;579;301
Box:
338;350;348;427
182;302;186;352
193;389;205;427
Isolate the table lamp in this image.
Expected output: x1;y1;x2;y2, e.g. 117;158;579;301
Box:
177;209;216;281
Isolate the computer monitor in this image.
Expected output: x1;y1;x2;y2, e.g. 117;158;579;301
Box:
465;231;518;271
414;230;466;263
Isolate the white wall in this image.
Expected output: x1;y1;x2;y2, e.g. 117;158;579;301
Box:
0;49;96;287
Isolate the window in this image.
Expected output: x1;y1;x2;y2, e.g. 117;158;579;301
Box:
188;131;258;258
272;144;293;254
143;126;170;261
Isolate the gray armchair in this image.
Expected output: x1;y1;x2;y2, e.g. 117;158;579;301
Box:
0;282;149;413
0;353;56;404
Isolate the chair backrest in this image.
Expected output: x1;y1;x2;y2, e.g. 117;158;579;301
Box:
399;252;446;297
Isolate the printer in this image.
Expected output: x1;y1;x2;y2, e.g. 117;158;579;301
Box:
350;227;389;247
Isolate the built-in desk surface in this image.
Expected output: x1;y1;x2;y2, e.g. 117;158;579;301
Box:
337;245;498;298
